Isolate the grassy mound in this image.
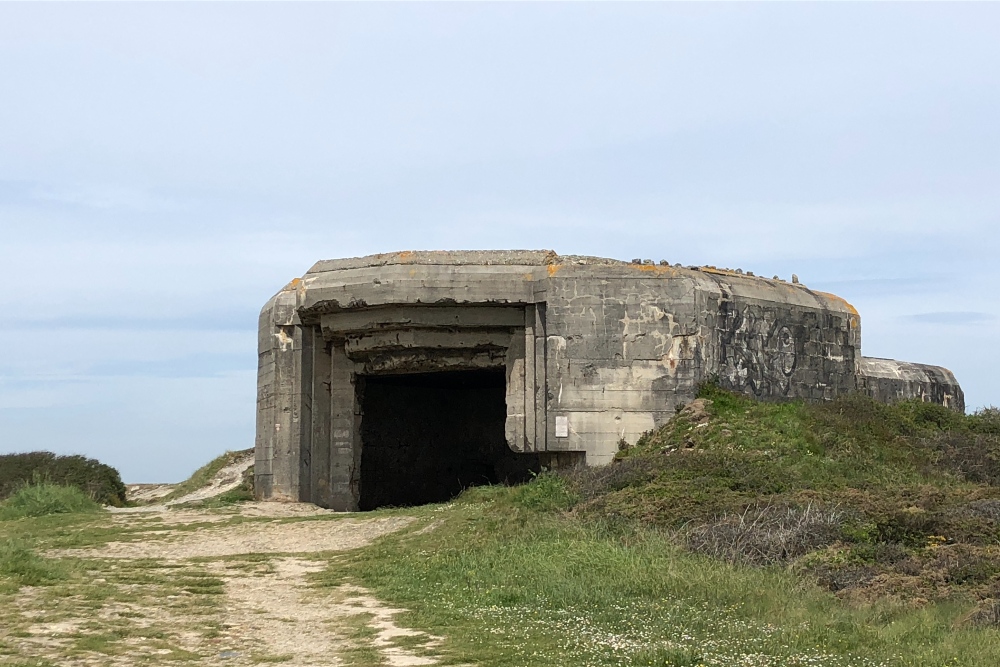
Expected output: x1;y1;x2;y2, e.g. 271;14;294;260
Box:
315;389;1000;665
0;452;126;506
564;385;1000;611
0;483;103;520
325;482;1000;666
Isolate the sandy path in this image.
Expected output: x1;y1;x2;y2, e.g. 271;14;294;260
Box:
27;503;440;666
213;558;440;667
57;515;414;560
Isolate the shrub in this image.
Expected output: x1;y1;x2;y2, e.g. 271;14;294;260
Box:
969;407;1000;435
966;599;1000;628
0;452;126;506
564;455;656;501
0;482;103;520
921;431;1000;485
684;503;846;566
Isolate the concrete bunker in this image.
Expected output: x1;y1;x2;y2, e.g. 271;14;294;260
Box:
255;250;965;510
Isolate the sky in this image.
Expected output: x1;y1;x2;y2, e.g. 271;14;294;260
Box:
1;3;998;483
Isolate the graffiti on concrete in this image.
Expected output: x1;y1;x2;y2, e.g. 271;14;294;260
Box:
720;304;798;397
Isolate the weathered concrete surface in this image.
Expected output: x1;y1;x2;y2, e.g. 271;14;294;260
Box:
256;250;964;510
858;357;965;412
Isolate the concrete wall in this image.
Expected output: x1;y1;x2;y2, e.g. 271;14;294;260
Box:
255;251;964;508
858;357;965;413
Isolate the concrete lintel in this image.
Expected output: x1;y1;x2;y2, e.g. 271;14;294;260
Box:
358;349;507;375
344;329;515;355
322;306;525;335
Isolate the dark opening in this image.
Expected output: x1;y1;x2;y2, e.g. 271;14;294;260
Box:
357;369;538;510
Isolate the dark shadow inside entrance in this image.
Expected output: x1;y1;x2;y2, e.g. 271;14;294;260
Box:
358;369;539;511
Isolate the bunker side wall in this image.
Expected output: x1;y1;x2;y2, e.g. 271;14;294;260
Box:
695;274;861;404
540;266;862;465
255;282;309;502
858;357;966;412
542;267;709;465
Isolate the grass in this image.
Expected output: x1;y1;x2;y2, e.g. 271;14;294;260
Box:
0;483;103;521
310;388;1000;666
316;485;998;666
0;540;66;592
337;613;386;666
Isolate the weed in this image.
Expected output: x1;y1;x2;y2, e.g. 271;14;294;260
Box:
684;502;846;566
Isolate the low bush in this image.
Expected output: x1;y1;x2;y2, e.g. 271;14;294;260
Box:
969;406;1000;435
564;455;656;500
0;482;103;520
684;502;847;566
0;452;126;506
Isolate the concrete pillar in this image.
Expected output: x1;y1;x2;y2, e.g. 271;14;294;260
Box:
255;284;307;501
307;335;332;505
504;331;527;451
327;343;361;510
534;303;547;452
523;306;537;451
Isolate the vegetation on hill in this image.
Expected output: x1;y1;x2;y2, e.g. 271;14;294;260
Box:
0;452;126;506
319;387;1000;665
564;385;1000;614
0;538;67;594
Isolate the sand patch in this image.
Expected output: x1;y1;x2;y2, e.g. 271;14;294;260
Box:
55;515;414;560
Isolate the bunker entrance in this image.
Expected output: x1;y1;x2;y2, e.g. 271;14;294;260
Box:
357;369;537;510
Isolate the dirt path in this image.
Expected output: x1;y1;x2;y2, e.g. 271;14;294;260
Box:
57;513;413;560
214;558;440;667
17;503;442;666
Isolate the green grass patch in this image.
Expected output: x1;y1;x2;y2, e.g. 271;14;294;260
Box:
334;612;385;666
0;539;66;591
0;483;103;521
